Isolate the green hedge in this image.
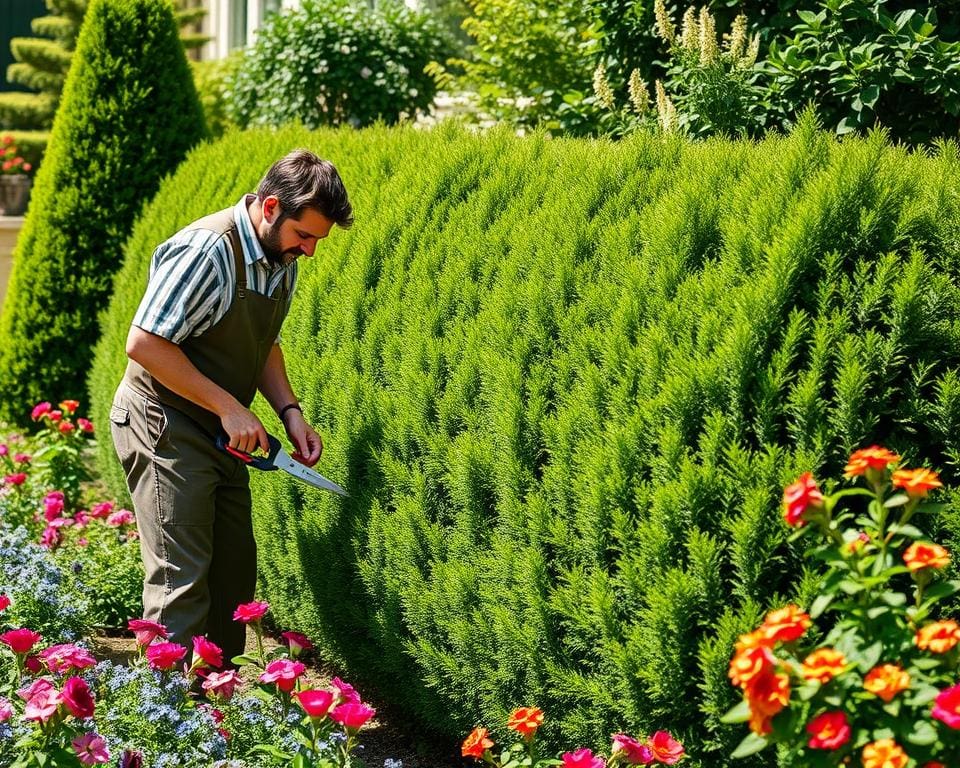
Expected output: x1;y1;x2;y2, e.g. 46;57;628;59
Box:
91;121;960;766
0;0;207;424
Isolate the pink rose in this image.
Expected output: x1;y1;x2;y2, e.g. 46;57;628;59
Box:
31;402;51;421
330;701;376;730
43;492;65;521
18;677;54;701
24;654;42;673
201;670;241;700
62;677;95;719
72;732;110;765
24;686;62;722
297;689;334;718
106;509;134;527
0;627;42;654
0;698;11;722
933;684;960;729
77;418;94;434
89;501;114;519
0;594;10;612
127;619;168;647
40;525;61;549
612;734;654;765
562;749;604;768
58;421;75;435
233;600;270;623
192;635;223;669
330;676;361;704
3;473;27;486
646;732;684;765
258;659;306;692
39;643;97;674
145;642;187;671
13;453;30;464
282;630;313;657
48;410;62;422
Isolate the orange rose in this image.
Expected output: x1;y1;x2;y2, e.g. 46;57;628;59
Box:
903;542;950;572
782;472;823;526
801;648;847;684
507;707;544;737
462;727;494;759
729;645;775;688
844;446;901;478
762;604;811;644
891;467;942;498
861;739;908;768
745;670;790;717
863;664;910;702
915;620;960;653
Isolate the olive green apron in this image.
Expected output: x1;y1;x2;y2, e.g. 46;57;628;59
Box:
110;206;289;663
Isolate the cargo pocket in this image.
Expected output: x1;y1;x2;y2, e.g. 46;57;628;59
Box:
109;403;134;475
143;399;169;452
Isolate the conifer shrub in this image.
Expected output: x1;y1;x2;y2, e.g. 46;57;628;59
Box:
0;0;207;424
91;120;960;766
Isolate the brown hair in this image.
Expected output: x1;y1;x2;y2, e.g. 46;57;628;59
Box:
257;149;353;228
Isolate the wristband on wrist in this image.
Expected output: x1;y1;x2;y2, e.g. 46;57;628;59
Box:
278;403;302;421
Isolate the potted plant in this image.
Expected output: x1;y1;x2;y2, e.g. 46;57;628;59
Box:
0;135;34;216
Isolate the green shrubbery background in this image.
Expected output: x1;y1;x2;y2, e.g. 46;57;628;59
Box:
90;121;960;765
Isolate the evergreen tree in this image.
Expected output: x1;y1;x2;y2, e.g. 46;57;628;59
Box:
0;0;207;423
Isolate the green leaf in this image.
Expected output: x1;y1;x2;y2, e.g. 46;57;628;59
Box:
880;591;906;607
884;494;910;508
810;592;835;618
731;733;770;759
907;719;938;745
923;580;960;601
231;653;263;667
720;699;751;723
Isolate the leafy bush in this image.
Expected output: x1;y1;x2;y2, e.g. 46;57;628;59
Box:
225;0;451;129
191;53;242;139
91;120;960;764
0;0;207;425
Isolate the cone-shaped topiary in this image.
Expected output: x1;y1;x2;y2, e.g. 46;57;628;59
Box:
0;0;207;424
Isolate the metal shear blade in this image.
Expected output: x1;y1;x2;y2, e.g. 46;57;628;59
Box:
216;433;348;496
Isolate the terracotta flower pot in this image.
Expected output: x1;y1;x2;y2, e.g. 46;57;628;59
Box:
0;174;32;216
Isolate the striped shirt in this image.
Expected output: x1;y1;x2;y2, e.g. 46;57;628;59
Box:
132;195;298;344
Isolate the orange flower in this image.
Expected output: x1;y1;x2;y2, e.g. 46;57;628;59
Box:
782;472;823;526
801;648;847;684
844;446;900;478
747;709;772;736
729;645;775;688
903;541;950;572
462;727;494;759
915;620;960;653
734;628;775;654
861;739;908;768
863;664;910;702
892;468;943;498
59;399;80;414
762;604;811;644
806;711;851;750
507;707;544;737
745;670;790;717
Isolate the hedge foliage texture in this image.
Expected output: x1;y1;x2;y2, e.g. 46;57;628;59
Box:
91;121;960;767
0;0;206;424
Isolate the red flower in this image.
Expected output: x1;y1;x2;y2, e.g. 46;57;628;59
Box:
507;706;544;737
562;749;604;768
646;731;684;765
462;727;494;759
61;677;95;719
39;643;97;674
58;421;75;435
59;400;80;414
0;594;10;612
259;658;306;692
232;600;269;623
201;670;241;701
782;472;823;526
127;619;168;646
3;473;27;486
806;711;851;750
30;402;51;421
330;676;361;704
611;733;654;765
145;642;187;671
330;700;376;730
77;418;94;434
191;636;223;670
0;628;42;654
844;446;900;478
297;689;334;718
282;631;313;657
932;684;960;729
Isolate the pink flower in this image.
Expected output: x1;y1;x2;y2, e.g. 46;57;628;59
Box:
58;421;75;435
119;750;143;768
933;684;960;728
145;642;187;671
0;444;7;457
59;400;80;415
192;635;223;669
62;677;95;718
806;711;851;750
330;701;376;730
24;654;42;673
74;511;90;527
77;418;94;434
331;676;361;704
43;491;65;521
0;698;11;722
0;594;10;612
562;750;604;768
259;659;306;692
3;473;26;486
0;627;42;654
127;619;170;645
13;453;30;464
31;402;51;421
297;689;335;718
647;732;684;765
72;732;110;765
47;517;73;528
201;670;241;700
40;525;61;549
39;643;97;674
233;600;270;623
106;509;134;527
282;630;313;657
48;410;62;422
18;677;55;701
89;501;114;519
77;537;89;547
24;686;62;722
612;734;654;765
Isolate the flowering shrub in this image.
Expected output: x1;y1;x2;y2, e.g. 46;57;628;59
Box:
0;135;33;176
462;707;685;767
724;446;959;764
29;400;95;509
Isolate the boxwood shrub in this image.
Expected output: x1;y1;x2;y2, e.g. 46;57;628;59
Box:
91;120;960;766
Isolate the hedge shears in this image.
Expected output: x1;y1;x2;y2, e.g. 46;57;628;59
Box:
216;433;348;496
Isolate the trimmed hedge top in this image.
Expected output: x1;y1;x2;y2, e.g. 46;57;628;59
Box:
92;120;960;766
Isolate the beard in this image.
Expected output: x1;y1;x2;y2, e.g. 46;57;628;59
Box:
261;223;303;266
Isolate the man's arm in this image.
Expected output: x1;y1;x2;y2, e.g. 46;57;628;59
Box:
126;326;270;454
258;343;323;466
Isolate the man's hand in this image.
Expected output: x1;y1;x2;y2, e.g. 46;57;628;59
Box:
221;404;270;455
283;410;323;467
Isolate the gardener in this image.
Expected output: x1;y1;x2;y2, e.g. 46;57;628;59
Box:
109;149;353;664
